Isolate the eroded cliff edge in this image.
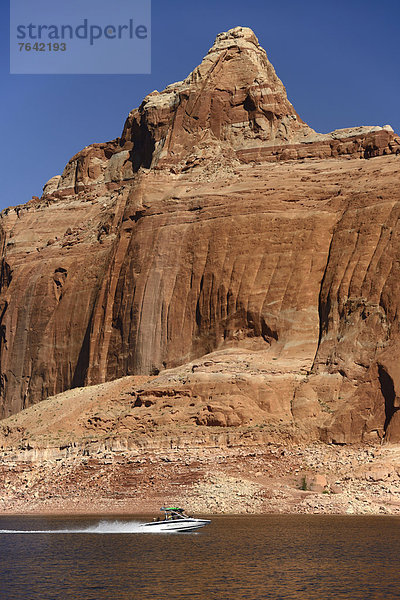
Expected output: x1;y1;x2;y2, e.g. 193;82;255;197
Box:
1;26;400;449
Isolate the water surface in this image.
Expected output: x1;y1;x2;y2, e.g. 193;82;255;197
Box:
0;515;399;599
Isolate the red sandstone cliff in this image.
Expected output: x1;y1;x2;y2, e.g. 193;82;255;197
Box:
1;27;400;446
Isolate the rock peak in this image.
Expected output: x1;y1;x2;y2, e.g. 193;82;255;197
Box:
51;27;400;194
119;26;314;171
209;26;260;52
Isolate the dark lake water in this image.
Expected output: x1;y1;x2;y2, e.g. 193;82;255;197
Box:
1;514;399;599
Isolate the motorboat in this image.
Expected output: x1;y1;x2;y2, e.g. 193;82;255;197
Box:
140;507;210;532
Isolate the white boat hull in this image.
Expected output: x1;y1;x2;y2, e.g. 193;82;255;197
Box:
139;518;210;532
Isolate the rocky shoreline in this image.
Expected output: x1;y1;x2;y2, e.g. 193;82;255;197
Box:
1;442;400;516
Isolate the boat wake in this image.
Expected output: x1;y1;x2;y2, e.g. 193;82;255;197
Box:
0;520;152;534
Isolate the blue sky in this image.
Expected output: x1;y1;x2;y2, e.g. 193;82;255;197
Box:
1;0;399;211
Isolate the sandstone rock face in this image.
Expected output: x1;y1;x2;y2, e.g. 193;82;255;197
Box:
0;27;400;446
119;26;314;172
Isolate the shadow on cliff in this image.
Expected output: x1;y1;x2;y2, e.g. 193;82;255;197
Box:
71;316;92;389
378;365;397;434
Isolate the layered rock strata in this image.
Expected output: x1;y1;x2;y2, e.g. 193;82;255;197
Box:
0;27;399;446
